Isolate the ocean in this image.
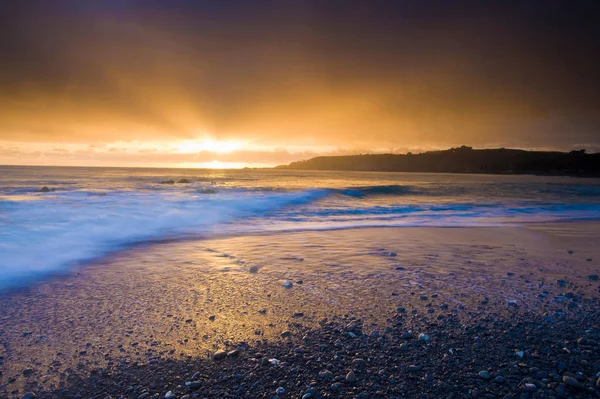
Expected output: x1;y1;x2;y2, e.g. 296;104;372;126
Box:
1;165;600;290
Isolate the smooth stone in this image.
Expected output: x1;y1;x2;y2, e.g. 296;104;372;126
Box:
479;371;490;379
521;383;537;392
186;381;202;389
22;394;36;399
213;350;227;360
352;358;367;368
562;376;583;389
282;280;293;288
227;349;239;357
418;333;430;342
493;376;505;384
319;370;333;380
276;387;285;394
346;370;357;383
165;392;176;399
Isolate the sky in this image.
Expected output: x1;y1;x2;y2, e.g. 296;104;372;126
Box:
1;0;599;167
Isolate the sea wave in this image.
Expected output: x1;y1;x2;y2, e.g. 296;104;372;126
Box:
0;189;327;290
1;177;600;290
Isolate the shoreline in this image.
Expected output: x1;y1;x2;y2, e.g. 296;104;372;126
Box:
1;224;599;398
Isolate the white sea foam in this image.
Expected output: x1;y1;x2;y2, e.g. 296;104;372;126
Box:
1;166;599;290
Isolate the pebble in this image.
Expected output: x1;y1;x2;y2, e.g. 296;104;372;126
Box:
213;350;227;360
186;381;202;389
276;387;285;394
418;333;430;342
282;281;293;288
493;376;505;384
479;371;490;379
165;391;176;399
521;383;537;392
227;349;239;357
346;370;357;383
562;375;583;389
352;358;367;368
319;370;333;380
21;394;36;399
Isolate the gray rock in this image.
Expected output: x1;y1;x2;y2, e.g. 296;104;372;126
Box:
479;371;490;379
21;393;36;399
186;381;202;389
493;376;505;384
165;391;176;399
39;187;50;192
160;180;175;184
521;383;537;392
346;370;357;383
282;280;293;288
562;375;583;389
177;179;190;183
352;358;366;368
227;349;239;358
213;350;227;360
319;370;333;380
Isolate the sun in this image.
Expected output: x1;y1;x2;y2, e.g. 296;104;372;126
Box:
175;138;244;154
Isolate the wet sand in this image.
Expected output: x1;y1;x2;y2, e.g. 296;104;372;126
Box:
1;224;600;398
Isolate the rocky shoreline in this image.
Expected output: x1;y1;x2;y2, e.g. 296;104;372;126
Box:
25;307;600;399
2;226;600;399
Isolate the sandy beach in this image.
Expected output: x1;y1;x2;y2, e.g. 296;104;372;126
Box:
1;223;599;398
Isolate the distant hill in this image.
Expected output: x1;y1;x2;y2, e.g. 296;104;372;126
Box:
277;146;600;176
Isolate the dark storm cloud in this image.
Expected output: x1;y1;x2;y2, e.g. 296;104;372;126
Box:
0;0;599;148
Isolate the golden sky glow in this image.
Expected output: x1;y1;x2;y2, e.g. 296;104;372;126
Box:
0;1;599;167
